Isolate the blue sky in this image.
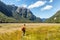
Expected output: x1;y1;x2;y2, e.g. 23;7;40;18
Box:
1;0;60;18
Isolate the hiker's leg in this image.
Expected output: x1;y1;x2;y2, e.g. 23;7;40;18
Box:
23;30;25;36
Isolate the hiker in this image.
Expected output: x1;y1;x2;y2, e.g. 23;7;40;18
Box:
21;24;26;36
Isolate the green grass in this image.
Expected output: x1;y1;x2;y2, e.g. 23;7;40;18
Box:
0;23;60;40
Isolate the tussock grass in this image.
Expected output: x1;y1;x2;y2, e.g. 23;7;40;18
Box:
0;23;60;40
0;28;22;40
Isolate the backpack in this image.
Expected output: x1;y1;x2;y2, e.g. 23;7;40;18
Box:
22;27;25;31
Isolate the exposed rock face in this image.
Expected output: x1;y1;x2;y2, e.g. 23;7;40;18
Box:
0;1;42;23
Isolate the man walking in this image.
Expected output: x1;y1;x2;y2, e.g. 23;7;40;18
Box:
21;24;26;36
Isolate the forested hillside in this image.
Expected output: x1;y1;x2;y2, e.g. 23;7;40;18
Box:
45;10;60;23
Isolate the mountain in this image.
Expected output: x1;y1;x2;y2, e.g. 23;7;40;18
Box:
41;18;47;22
0;1;12;17
0;12;18;23
45;10;60;23
0;1;42;23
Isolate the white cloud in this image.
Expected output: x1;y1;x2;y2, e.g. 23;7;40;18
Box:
41;5;53;11
21;4;27;8
49;0;53;3
28;1;46;9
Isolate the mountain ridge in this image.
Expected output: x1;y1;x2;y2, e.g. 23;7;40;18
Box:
0;1;42;23
45;10;60;23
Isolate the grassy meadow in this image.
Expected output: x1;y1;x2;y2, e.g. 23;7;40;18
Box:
0;23;60;40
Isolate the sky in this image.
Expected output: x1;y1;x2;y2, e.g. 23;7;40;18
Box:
1;0;60;18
